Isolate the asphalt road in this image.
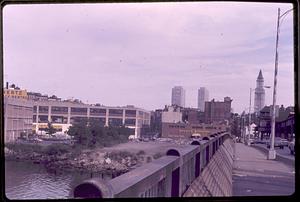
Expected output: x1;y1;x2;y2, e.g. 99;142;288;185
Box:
233;143;295;196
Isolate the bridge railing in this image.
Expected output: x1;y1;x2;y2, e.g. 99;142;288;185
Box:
73;131;231;198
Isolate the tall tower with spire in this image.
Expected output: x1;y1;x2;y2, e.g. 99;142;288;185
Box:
254;70;265;113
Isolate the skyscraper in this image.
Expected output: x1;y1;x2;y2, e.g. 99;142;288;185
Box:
171;86;185;107
198;87;209;112
254;70;265;113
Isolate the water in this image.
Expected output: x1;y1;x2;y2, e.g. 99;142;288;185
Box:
5;160;112;199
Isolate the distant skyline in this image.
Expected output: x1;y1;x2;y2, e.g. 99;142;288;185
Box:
3;2;294;113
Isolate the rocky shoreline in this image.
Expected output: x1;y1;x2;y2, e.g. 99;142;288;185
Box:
4;146;154;176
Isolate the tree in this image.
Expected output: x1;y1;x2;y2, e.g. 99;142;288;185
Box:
45;122;57;136
67;118;131;148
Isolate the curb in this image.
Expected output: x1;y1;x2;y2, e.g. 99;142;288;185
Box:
251;144;294;167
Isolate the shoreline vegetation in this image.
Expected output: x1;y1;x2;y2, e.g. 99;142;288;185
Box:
5;119;163;176
4;142;163;176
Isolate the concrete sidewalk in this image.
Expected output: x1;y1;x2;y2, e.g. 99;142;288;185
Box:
251;144;295;166
233;143;295;196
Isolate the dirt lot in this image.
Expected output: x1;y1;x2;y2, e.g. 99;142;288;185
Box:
100;141;181;156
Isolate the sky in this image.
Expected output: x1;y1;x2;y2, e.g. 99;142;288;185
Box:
2;2;295;113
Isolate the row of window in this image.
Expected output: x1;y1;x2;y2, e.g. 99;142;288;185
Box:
33;115;136;126
34;106;140;116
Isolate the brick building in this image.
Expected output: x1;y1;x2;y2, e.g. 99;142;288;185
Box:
204;97;232;124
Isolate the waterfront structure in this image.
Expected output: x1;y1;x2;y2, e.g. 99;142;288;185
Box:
198;87;209;112
161;105;182;123
254;70;266;113
32;100;150;138
171;86;185;107
4;97;33;142
161;122;229;139
204;97;232;124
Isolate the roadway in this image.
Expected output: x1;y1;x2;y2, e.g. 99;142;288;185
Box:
233;143;295;196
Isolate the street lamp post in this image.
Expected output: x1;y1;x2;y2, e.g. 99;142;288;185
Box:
247;88;254;146
268;7;293;160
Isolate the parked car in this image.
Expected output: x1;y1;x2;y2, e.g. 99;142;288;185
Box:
288;139;295;155
266;137;288;149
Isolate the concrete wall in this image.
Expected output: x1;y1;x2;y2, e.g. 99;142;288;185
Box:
72;132;233;198
183;138;234;197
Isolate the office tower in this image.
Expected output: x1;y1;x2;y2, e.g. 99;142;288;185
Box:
198;87;209;112
171;86;185;107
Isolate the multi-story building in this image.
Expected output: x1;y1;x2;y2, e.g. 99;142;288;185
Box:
3;97;33;142
162;122;229;139
258;105;294;140
161;105;182;123
254;70;266;113
204;97;232;124
171;86;185;107
150;109;163;136
198;87;209;112
32;100;150;138
182;108;203;124
3;82;28;100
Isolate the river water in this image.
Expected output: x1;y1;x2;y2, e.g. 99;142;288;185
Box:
5;160;112;199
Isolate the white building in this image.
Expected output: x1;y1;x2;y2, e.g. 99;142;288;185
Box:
171;86;185;107
32;100;150;139
254;70;265;113
162;105;182;123
198;87;209;112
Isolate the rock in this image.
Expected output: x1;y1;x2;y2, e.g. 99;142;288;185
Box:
105;158;112;164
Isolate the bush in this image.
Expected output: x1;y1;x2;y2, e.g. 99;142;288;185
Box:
146;156;152;163
42;144;71;155
136;150;146;156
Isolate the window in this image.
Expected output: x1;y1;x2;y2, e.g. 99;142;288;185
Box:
71;107;87;115
33;106;37;113
109;109;123;116
70;117;88;124
51;106;68;114
90;117;106;126
38;115;48;123
51;116;67;123
38;106;49;113
108;118;123;126
33;115;37;123
125;110;136;117
90;108;106;115
125;119;136;126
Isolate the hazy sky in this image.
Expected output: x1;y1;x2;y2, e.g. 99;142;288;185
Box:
3;2;294;113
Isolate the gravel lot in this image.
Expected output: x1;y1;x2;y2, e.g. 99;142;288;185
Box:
100;141;182;156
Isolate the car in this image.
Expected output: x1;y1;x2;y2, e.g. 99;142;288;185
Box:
288;139;295;155
266;137;288;149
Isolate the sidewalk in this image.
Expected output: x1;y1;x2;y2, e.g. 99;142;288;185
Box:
251;143;295;166
233;143;295;196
